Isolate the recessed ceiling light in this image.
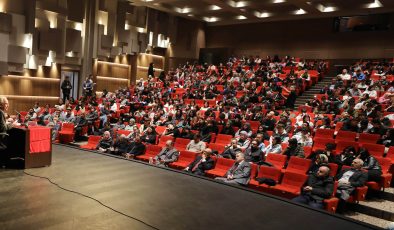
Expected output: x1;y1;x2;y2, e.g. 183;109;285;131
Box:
294;8;306;15
273;0;285;3
203;17;219;22
317;4;337;12
255;11;271;18
366;0;383;8
175;7;191;14
187;14;194;17
210;5;221;10
228;1;248;8
236;15;247;20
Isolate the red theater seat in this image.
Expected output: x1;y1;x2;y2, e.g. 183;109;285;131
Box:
314;129;335;139
358;133;380;144
169;150;198;169
365;157;392;191
205;158;235;178
336;131;357;142
174;138;191;151
215;134;233;145
208;143;226;153
80;135;101;150
249;166;282;191
135;145;162;161
359;143;385;158
269;172;308;199
312;138;335;152
266;154;287;169
282;157;312;175
157;135;175;147
58;123;75;144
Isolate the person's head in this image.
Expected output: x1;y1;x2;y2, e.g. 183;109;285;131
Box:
316;166;330;178
351;158;364;170
315;154;328;164
129;118;135;125
273;136;282;145
288;138;298;147
134;135;141;143
343;146;356;156
325;143;336;152
235;152;245;162
103;131;111;139
276;124;285;134
165;140;174;149
342;69;348;74
251;140;259;149
239;131;248;139
230;138;238;147
255;133;264;142
358;148;370;160
193;134;201;142
167;124;174;130
0;96;9;111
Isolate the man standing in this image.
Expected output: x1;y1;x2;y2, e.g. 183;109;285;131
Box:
83;75;94;97
215;152;251;186
61;76;72;101
292;166;334;209
0;97;14;167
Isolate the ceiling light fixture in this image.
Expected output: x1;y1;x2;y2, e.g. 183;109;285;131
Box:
175;7;191;14
210;5;221;10
236;15;247;20
366;0;383;8
228;1;248;8
273;0;285;3
254;11;271;18
203;17;219;22
317;4;337;12
294;8;306;15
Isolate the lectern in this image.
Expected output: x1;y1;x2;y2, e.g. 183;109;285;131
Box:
7;126;52;168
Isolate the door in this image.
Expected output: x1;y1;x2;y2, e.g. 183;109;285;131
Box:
60;71;79;100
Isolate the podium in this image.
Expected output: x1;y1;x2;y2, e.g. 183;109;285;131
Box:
7;126;52;168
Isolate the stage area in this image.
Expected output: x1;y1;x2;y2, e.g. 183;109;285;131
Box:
0;145;379;230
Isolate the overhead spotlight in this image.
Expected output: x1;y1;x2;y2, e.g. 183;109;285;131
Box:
236;15;247;20
203;17;219;22
210;5;221;10
254;11;271;18
273;0;285;3
294;8;306;15
366;0;383;8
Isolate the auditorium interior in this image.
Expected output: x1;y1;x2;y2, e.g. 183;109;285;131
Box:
1;0;394;229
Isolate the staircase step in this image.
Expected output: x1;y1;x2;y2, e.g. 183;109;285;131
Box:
345;211;393;229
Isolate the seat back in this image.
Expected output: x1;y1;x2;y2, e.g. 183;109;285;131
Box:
146;145;163;155
215;134;233;145
314;129;334;139
375;157;391;173
358;133;380;144
174;138;191;149
61;123;75;132
281;172;308;188
335;141;359;154
360;143;385;158
158;135;175;146
155;126;167;135
87;135;101;145
312;138;335;151
336;130;357;142
208;143;226;153
266;154;287;169
327;163;339;177
286;157;312;174
215;158;235;170
178;150;198;161
257;166;282;183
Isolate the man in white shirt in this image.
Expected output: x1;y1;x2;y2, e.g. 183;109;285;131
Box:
337;69;351;80
186;134;206;153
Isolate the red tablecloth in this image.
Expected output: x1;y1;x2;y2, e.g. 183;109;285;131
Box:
29;127;51;154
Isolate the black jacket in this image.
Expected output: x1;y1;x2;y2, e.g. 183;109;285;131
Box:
303;174;334;201
128;141;146;156
187;156;215;176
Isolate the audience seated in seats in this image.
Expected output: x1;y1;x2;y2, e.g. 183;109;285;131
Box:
264;136;283;156
109;134;130;156
244;140;264;163
215;152;251;186
184;148;215;176
308;153;329;175
96;131;113;153
73;112;87;141
236;131;251;151
85;106;99;134
283;138;305;159
221;138;242;159
186;134;206;153
357;148;382;182
124;136;146;159
150;140;179;167
331;146;356;169
124;118;137;131
270;124;289;144
163;123;180;137
140;126;157;144
292;128;313;147
178;126;194;139
292;165;334;209
220;121;236;136
336;159;368;201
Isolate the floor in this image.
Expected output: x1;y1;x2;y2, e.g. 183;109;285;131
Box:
0;145;382;230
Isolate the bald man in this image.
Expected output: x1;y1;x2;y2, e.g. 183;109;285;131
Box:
184;148;215;176
292;165;334;209
150;140;179;167
0;96;14;167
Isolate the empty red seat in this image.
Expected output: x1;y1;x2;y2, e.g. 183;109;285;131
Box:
80;135;101;150
155;126;167;135
169;150;198;169
282;157;312;175
358;133;380;144
269;172;308;199
205;158;235;178
135;145;162;161
208;143;226;153
314;129;335;139
58;123;75;144
215;134;233;145
249;166;282;191
360;143;385;158
174;138;191;151
312;138;335;152
327;163;339;177
336;130;357;142
265;154;287;169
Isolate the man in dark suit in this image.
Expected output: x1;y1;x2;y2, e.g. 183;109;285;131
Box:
292;165;334;209
184;148;215;176
124;136;146;158
0;96;14;167
336;158;368;201
61;75;72;101
215;152;251;186
150;140;179;167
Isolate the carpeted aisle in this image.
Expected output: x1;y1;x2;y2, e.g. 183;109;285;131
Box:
0;145;380;230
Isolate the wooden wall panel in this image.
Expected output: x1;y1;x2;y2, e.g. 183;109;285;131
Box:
96;77;129;92
0;13;12;34
97;62;129;79
7;97;59;114
0;77;60;96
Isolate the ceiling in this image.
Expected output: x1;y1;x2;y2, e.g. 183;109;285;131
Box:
129;0;394;26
